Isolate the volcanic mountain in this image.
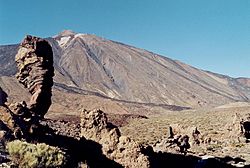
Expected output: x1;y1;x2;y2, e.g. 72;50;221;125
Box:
0;30;249;117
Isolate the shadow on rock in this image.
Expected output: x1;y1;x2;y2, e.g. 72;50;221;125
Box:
36;133;122;168
0;88;8;106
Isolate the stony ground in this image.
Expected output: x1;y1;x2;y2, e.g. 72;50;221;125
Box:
121;104;250;166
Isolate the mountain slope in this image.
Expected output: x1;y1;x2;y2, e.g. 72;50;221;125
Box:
0;30;249;111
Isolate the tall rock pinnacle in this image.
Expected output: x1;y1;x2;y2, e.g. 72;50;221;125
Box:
15;35;54;118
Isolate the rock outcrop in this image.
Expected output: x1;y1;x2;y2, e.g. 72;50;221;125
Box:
80;109;150;168
235;113;250;139
224;113;250;142
0;36;54;140
154;125;203;155
15;35;54;119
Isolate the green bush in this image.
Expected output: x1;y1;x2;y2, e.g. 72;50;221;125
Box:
6;140;67;168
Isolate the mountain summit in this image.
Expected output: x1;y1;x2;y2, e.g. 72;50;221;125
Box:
57;30;76;37
0;31;250;115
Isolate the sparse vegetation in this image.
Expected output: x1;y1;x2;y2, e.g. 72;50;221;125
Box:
121;106;250;164
6;140;67;168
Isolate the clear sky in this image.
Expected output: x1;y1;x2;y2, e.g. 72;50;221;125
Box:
0;0;249;78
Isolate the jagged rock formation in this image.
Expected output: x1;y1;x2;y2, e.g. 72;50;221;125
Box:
0;103;28;140
15;35;54;118
154;125;203;154
0;36;54;139
80;109;150;168
230;113;250;140
223;113;250;143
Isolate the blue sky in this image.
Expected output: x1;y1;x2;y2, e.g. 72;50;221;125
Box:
0;0;249;77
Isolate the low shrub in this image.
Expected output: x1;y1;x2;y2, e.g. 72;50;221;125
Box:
6;140;67;168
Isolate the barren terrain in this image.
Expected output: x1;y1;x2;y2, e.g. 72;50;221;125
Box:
121;103;250;166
